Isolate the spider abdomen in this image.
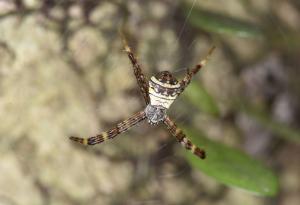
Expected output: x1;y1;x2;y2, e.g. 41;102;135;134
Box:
148;76;180;109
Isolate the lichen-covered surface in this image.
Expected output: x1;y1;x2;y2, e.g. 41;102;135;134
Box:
0;0;299;205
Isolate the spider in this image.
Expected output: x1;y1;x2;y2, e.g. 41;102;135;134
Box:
69;35;215;159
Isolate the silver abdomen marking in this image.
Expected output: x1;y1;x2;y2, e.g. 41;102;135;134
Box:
148;76;180;109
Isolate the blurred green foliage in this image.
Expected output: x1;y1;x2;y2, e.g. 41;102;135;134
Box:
182;82;280;195
183;81;220;117
179;1;300;196
182;4;264;39
183;127;279;196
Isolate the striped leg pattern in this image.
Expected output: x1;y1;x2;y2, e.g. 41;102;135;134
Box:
121;34;150;105
164;116;206;159
70;111;146;145
178;46;216;94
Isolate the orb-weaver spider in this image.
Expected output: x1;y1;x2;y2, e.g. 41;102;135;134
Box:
70;35;215;159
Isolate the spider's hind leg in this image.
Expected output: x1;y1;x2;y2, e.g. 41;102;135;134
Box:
163;116;206;159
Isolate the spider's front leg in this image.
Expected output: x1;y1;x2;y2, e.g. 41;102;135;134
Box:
163;116;206;159
70;111;146;145
121;34;150;105
178;46;216;94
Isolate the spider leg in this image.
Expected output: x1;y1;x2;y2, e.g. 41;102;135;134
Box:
178;46;216;94
120;33;150;105
70;111;146;145
163;116;206;159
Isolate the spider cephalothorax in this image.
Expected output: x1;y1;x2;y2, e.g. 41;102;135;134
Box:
145;104;166;125
69;34;215;160
155;71;178;85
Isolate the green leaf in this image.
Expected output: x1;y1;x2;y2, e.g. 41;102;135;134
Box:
183;127;279;196
182;4;264;39
183;81;220;117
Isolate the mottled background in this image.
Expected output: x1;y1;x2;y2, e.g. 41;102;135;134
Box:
0;0;299;205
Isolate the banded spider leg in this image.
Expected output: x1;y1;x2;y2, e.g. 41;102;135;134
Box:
69;111;146;145
178;46;216;94
121;33;150;105
164;116;206;159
